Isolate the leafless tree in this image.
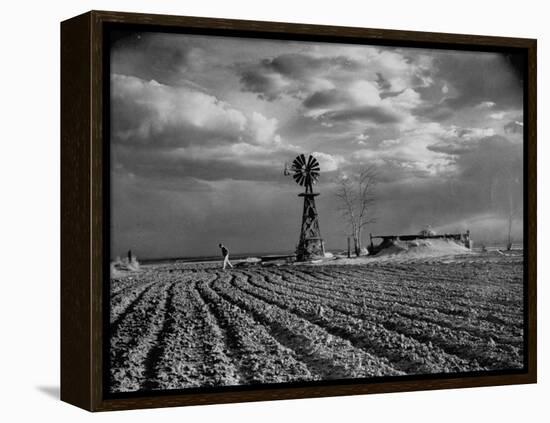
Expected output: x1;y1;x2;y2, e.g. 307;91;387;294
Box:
335;167;377;256
493;165;521;250
506;176;520;250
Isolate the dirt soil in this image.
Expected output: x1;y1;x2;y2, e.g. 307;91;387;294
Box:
109;250;525;393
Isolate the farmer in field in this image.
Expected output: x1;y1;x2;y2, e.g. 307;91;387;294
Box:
219;243;233;270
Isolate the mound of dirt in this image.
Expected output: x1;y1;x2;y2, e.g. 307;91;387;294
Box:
111;257;141;277
375;238;470;258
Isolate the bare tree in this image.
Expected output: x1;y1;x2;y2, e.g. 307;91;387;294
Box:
506;176;520;250
335;167;377;256
493;164;521;250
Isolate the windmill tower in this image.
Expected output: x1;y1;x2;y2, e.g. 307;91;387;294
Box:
286;154;325;261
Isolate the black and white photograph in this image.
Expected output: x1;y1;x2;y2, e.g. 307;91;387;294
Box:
108;29;526;395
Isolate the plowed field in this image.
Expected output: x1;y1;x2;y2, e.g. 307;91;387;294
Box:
109;252;524;393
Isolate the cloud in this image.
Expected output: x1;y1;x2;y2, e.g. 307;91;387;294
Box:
412;103;455;122
303;89;350;109
319;105;402;124
427;143;473;155
311;152;346;172
383;88;422;110
303;82;420;129
348;80;382;105
112;74;247;147
265;53;359;78
476;101;496;109
239;70;289;101
504;120;524;134
111;74;300;183
355;133;369;144
412;52;523;124
364;134;523;241
348;123;507;182
490;112;505;120
351;132;455;180
454;135;522;179
237;48;431;106
238;53;357;101
426;127;497;155
376;72;392;91
110;31;206;87
108;33;525;258
248;112;280;145
431;51;523;112
380;139;400;147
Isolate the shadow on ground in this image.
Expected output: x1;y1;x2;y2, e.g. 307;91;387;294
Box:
36;385;59;400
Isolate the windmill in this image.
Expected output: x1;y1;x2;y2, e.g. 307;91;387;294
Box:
286;154;325;261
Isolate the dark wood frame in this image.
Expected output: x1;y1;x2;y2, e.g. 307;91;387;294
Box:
61;10;537;412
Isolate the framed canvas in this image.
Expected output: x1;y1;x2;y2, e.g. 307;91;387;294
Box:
60;10;537;412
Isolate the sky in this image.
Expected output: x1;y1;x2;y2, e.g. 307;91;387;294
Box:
109;30;525;259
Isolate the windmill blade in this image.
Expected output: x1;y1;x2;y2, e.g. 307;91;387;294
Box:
298;175;306;186
310;157;319;166
310;165;320;172
306;155;314;168
299;154;306;167
293;172;304;184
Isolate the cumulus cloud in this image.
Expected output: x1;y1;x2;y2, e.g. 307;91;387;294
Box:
319;105;402;124
303;89;350;109
504;120;524;134
112;74;247;147
109;31;525;258
238;53;361;101
476;101;496;109
303;83;420;128
311;152;346;172
429;51;524;113
490;112;506;120
426;126;497;155
239;70;290;101
110;31;208;87
248;112;280;145
238;48;431;108
111;74;300;184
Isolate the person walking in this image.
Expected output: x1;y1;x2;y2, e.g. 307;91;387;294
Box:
219;243;233;270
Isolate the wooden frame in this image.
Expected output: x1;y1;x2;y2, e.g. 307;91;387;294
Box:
61;10;537;412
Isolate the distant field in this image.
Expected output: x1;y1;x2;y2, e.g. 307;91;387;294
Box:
109;251;524;393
